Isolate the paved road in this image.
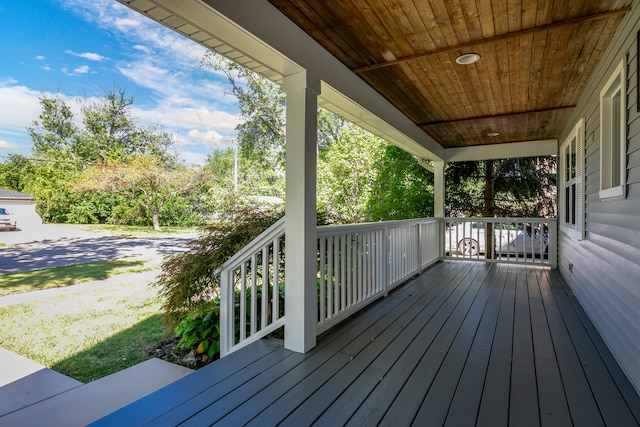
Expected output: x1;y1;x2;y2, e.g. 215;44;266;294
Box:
0;227;197;274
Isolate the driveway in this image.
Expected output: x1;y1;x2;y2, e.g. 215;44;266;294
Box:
0;224;196;274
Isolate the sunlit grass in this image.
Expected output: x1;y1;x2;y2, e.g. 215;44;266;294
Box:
66;223;198;237
0;258;160;296
0;278;169;383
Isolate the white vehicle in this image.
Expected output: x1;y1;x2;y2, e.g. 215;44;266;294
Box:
445;221;548;257
0;207;17;231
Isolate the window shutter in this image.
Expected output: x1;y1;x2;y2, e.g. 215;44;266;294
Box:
575;118;585;240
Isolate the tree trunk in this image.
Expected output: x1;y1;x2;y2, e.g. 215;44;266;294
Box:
152;212;161;231
484;160;495;258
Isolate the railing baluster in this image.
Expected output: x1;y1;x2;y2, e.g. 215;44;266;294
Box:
273;237;280;322
240;262;247;342
262;247;268;329
319;237;326;323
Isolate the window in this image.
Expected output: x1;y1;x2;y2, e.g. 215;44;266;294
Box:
560;118;584;240
599;59;626;200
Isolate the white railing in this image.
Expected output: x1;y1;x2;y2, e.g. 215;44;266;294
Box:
443;217;557;267
217;216;557;357
217;217;441;356
218;217;286;357
316;218;441;334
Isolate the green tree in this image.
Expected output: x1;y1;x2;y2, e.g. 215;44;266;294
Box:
78;89;175;164
29;95;79;164
0;154;35;192
19;88;192;226
201;53;285;197
75;155;205;230
367;145;434;221
317;111;384;223
445;157;556;218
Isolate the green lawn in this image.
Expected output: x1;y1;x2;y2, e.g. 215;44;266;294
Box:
0;258;160;296
67;223;198;237
0;276;169;383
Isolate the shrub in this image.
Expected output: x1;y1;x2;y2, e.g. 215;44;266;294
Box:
155;205;284;328
173;283;285;363
174;300;221;362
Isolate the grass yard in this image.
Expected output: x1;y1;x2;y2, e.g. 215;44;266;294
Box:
0;276;169;383
0;258;161;296
68;223;198;237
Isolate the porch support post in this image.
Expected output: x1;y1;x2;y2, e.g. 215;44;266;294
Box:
433;160;445;218
433;161;445;259
283;71;320;353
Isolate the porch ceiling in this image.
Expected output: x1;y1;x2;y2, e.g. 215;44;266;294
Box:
267;0;629;149
118;0;630;159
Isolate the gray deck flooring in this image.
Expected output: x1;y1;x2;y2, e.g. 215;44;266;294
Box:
92;261;640;426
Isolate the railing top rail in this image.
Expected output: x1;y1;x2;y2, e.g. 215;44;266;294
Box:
317;217;440;237
444;216;557;223
219;216;286;271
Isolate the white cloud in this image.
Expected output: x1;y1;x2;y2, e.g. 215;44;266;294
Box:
51;0;243;159
186;129;235;149
177;149;208;166
65;50;107;61
72;65;90;74
133;45;149;53
0;84;43;129
60;0;207;65
0;140;18;149
35;55;45;61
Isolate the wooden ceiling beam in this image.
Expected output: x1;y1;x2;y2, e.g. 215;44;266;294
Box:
417;105;576;127
353;8;630;74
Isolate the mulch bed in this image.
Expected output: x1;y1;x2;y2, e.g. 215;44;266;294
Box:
148;336;217;369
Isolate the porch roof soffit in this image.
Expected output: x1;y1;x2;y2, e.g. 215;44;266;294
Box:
116;0;446;162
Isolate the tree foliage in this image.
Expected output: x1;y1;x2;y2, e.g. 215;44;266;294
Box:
446;157;557;218
155;206;284;327
75;155;205;230
5;88;193;227
368;145;434;220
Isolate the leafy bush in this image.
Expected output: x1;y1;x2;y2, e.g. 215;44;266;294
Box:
174;300;221;362
155;205;284;328
173;283;285;363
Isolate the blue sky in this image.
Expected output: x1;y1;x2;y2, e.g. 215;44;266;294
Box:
0;0;241;165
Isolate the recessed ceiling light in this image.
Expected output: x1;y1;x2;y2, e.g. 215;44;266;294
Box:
456;53;481;65
487;132;501;137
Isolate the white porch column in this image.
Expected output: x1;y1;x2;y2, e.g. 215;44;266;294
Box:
433;160;446;259
433;160;445;218
283;71;320;353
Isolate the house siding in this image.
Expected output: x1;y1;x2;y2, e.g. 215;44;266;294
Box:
559;2;640;393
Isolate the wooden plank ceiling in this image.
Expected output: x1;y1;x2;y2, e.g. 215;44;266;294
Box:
267;0;631;149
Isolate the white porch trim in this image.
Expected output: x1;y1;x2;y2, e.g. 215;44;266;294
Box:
283;71;320;353
445;139;558;162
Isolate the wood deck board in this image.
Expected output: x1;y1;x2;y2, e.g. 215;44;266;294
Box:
377;263;489;425
443;263;508;426
535;267;605;425
412;263;500;425
279;263;485;426
509;265;540;425
475;264;517;427
549;269;640;426
528;266;573;425
242;263;465;426
341;264;485;427
317;263;489;426
91;262;640;427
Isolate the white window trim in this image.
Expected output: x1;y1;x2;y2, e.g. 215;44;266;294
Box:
560;118;585;241
599;59;626;200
